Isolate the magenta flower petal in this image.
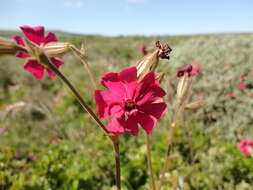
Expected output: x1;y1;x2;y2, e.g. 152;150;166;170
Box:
136;86;166;106
16;52;30;58
125;116;139;136
95;67;167;135
118;67;137;83
20;25;45;45
134;72;156;100
45;32;57;44
12;35;25;46
46;68;56;79
101;73;127;99
12;36;30;58
50;57;64;68
24;60;45;79
139;102;167;119
238;140;253;155
138;112;157;134
95;90;122;119
106;117;125;136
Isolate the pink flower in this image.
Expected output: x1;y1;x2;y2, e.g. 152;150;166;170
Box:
0;128;6;134
12;26;64;79
139;45;148;56
48;136;62;144
196;92;204;99
240;75;246;81
95;67;167;136
176;62;202;77
237;82;246;91
238;140;253;155
226;92;235;99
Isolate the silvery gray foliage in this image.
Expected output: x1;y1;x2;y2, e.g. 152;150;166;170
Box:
163;34;253;140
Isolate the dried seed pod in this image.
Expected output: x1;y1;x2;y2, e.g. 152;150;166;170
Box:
136;41;171;79
137;49;160;78
0;37;26;56
44;42;71;57
184;101;206;110
176;74;191;104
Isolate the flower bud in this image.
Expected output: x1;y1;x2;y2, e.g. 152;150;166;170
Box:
137;49;160;78
184;101;206;110
43;42;70;57
176;74;191;104
137;41;171;79
0;37;26;56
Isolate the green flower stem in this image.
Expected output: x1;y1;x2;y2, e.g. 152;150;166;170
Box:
112;136;121;190
146;133;156;190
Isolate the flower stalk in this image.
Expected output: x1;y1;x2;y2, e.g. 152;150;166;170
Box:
69;44;98;90
112;136;121;190
146;134;156;190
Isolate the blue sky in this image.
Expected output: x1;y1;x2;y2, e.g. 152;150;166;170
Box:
1;0;253;36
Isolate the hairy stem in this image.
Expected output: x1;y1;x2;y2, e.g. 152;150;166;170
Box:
69;45;98;90
112;136;121;190
146;133;156;190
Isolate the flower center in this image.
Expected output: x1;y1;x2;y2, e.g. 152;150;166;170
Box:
124;101;136;111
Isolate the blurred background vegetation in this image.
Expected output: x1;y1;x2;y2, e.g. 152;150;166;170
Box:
0;31;253;190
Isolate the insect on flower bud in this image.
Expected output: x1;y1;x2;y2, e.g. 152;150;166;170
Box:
0;37;26;56
176;74;191;104
44;42;71;57
184;101;206;110
137;41;172;79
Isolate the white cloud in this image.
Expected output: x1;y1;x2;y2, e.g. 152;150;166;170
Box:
127;0;145;3
64;1;83;8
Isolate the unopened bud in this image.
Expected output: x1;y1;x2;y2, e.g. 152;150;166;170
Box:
184;101;206;110
44;42;70;57
80;43;85;56
137;49;160;78
137;41;171;79
0;37;26;56
176;74;191;104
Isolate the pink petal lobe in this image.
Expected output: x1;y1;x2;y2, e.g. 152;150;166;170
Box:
15;52;30;58
134;72;156;100
20;25;45;45
136;86;166;106
118;67;137;83
95;90;122;119
24;60;45;79
45;32;57;44
106;117;125;136
238;140;253;155
12;35;25;46
101;72;126;99
137;112;157;134
50;57;64;68
139;102;167;119
125;116;139;136
46;68;56;79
